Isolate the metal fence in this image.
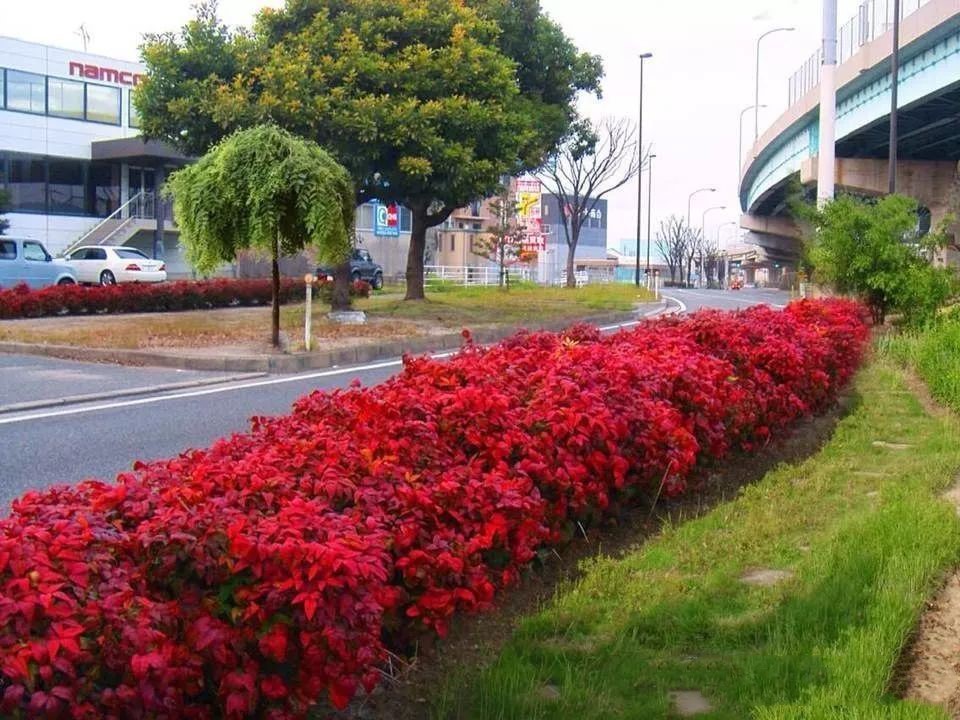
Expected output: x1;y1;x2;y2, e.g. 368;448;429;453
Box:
787;0;932;106
424;265;536;286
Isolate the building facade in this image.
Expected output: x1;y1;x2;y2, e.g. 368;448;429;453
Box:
0;36;193;272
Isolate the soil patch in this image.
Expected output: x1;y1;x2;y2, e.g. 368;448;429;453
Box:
328;396;853;720
740;568;794;587
668;690;713;716
894;371;960;716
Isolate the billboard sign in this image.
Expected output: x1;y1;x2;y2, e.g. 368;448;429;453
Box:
374;202;400;237
515;178;546;250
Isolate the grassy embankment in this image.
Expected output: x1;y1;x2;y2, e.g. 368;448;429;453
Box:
438;353;960;719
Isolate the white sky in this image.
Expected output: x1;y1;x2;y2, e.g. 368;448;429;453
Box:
4;0;868;251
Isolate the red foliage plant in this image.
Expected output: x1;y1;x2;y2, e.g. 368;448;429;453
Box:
0;299;869;718
0;278;371;320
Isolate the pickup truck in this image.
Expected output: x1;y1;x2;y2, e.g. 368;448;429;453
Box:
0;238;77;289
317;248;384;289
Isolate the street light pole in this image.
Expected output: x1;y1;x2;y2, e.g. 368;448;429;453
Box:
635;52;653;286
717;221;738;289
889;0;901;194
755;27;796;142
701;206;726;288
645;153;657;277
687;187;717;228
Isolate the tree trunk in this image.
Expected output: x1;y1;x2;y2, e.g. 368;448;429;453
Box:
331;259;352;311
271;240;281;349
405;205;429;301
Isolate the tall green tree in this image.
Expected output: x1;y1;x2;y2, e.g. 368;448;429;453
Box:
166;125;354;346
137;0;600;300
801;194;956;325
0;189;10;236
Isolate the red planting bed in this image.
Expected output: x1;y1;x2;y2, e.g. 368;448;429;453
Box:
0;299;869;718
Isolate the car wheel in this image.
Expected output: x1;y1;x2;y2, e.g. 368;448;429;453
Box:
100;270;117;286
372;273;384;290
57;277;76;286
351;271;362;283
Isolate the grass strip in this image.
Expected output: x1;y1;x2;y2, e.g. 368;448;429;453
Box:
879;311;960;413
439;359;960;719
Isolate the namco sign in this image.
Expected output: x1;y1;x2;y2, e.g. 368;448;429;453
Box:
68;62;146;87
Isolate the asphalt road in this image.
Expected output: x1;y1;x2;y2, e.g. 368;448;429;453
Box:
0;287;791;510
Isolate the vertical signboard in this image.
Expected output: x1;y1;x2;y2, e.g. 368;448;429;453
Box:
515;178;545;250
374;202;400;237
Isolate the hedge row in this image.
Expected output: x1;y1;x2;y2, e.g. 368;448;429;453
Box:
0;278;370;320
0;299;870;718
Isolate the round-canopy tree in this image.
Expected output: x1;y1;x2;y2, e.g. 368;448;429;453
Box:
166;124;354;346
137;0;601;301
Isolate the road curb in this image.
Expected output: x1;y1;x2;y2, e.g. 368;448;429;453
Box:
0;308;662;375
0;372;268;415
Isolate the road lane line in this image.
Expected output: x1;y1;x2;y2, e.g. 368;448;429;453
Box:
661;294;688;314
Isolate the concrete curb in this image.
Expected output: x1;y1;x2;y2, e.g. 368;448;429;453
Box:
0;306;664;375
0;372;268;415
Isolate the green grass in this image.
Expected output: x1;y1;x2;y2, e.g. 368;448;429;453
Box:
879;310;960;413
437;360;960;720
356;283;651;327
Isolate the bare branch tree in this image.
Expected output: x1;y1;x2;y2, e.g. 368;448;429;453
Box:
655;215;691;284
540;117;645;287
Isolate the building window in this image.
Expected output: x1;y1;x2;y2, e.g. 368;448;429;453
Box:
128;91;141;128
450;236;456;252
87;162;120;217
8;156;46;212
469;200;481;216
47;77;85;120
0;70;4;110
48;160;86;215
357;204;374;230
6;70;46;114
85;83;121;125
400;207;412;233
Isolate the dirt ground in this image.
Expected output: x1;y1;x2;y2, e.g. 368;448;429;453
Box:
318;397;854;720
895;373;960;717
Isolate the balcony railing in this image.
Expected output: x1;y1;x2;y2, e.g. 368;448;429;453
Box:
787;0;932;106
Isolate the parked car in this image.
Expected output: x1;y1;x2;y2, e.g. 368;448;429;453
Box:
317;248;384;289
65;245;167;285
0;237;77;289
729;276;744;290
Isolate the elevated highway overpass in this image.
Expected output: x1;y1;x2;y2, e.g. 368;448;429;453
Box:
739;0;960;278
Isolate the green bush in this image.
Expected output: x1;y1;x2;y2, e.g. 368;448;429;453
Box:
799;194;957;325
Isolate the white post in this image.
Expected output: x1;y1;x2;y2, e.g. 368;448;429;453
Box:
303;273;314;352
818;0;838;205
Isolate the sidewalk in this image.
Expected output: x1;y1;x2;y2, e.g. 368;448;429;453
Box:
0;301;672;374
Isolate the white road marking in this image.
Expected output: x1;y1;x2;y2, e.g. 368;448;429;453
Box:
0;358;412;426
661;294;689;314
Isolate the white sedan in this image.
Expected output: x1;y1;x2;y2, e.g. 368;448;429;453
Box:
65;246;167;285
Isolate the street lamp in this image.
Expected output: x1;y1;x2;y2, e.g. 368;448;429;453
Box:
755;27;795;141
687;187;716;227
635;52;653;287
645;153;657;276
717;220;738;247
701;206;726;288
739;103;766;177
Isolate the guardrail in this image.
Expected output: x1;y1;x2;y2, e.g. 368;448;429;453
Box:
424;265;536;286
787;0;931;105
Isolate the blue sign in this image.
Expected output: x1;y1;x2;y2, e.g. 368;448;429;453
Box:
374;202;400;237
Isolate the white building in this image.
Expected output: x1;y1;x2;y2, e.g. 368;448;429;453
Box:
0;36;190;271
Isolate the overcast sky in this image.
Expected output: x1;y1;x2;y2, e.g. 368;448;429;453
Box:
5;0;870;251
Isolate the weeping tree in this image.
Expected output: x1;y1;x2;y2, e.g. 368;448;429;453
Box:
166;125;355;347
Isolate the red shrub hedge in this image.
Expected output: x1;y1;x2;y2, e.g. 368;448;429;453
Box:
0;278;371;320
0;299;869;718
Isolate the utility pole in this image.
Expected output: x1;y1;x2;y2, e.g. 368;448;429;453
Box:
818;0;838;205
889;0;901;194
645;154;656;277
635;53;653;286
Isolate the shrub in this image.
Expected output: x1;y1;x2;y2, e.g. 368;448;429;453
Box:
0;279;308;320
0;299;869;717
